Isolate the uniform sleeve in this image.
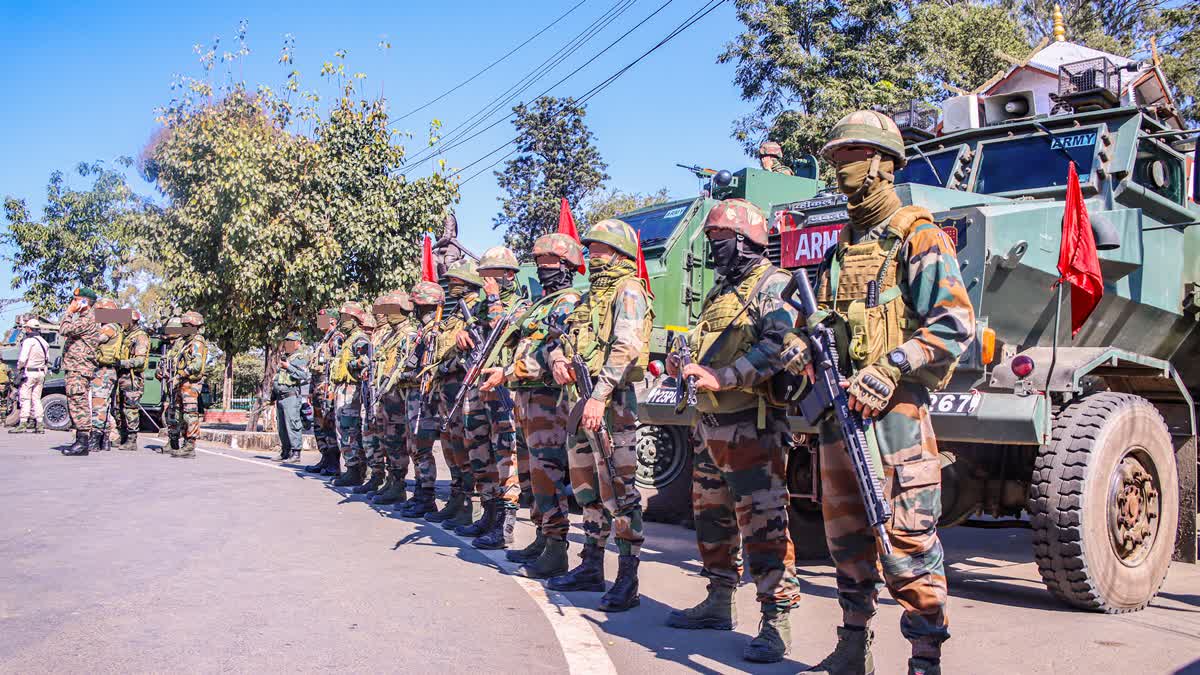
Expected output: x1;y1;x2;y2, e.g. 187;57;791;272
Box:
287;353;311;385
712;271;801;389
592;282;649;403
17;340;31;370
510;293;579;383
127;334;150;370
99;324;119;344
897;224;976;376
184;343;205;378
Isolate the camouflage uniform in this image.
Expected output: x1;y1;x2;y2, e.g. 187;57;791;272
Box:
172;315;209;458
156;324;183;450
332;317;371;475
759;141;794;176
431;292;479;513
308;313;344;474
59;295;99;435
361;320;394;476
90;317;122;449
400;297;443;512
115;322;150;449
374;313;416;497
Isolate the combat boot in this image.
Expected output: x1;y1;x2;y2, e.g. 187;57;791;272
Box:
444;495;478;530
173;439;196;459
666;584;736;630
89;430;106;454
472;505;516;550
353;467;385;494
424;489;464;523
598;554;640;612
321;452;342;477
744;610;790;663
32;420;45;434
372;474;405;505
168;436;180;453
304;451;329;473
547;542;605;592
805;626;875;674
517;536;568;578
7;419;29;434
119;433;138;451
62;429;90;456
455;498;496;537
399;487;437;518
506;529;547;563
908;658;940;675
333;463;366;488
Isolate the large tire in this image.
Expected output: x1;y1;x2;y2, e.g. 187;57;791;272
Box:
1030;392;1178;613
41;393;72;431
635;423;693;524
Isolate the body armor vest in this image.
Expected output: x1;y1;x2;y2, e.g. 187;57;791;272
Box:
376;321;414;389
506;288;574;386
570;277;653;382
119;328;149;371
331;330;368;385
179;335;209;382
96;324;124;366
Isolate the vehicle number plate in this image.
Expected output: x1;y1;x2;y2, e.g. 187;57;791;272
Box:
646;380;681;406
928;391;981;415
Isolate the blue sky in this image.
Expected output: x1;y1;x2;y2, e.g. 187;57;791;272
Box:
0;0;756;328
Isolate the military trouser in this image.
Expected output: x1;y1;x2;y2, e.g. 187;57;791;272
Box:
405;386;439;491
90;366;118;432
275;394;304;454
311;382;339;457
694;409;801;614
362;393;387;470
334;383;365;468
512;387;571;539
116;369;144;440
567;385;644;556
172;380;202;440
0;382;9;419
65;368;94;431
162;384;179;442
436;374;472;496
818;383;949;659
465;384;519;509
379;391;409;479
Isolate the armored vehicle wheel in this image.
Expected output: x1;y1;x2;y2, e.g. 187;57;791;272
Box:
41;393;72;431
1030;392;1178;613
635;423;693;524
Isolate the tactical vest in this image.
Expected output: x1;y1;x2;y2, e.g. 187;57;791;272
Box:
818;206;955;391
179;335;209;382
433;294;479;369
571;277;653;382
96;324;124;366
331;330;368;385
504;288;575;385
119;328;148;371
690;263;787;414
376;321;414;388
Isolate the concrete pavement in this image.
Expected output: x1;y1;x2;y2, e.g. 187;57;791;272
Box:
1;431;1198;674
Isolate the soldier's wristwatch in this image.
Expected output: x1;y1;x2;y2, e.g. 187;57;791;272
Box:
887;348;912;375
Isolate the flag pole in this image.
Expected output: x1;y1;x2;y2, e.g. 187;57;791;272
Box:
1046;281;1063;394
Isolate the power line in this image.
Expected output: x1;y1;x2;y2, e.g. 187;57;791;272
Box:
391;0;588;123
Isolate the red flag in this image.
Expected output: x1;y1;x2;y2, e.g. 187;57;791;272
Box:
557;197;586;273
420;232;436;282
1057;161;1103;336
635;230;654;299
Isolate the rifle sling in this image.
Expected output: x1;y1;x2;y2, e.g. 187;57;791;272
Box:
696;264;780;367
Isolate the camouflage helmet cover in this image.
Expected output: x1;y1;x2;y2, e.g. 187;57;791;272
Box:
820;110;907;167
477;245;521;272
704;198;769;246
180;310;204;327
581;219;639;259
338;301;368;325
162;315;186;336
373;290;413;314
410;281;446;306
444;260;484;287
94;298;118;310
758;141;784;159
532;233;584;267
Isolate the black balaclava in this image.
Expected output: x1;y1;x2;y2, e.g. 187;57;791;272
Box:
708;233;766;282
537;263;573;293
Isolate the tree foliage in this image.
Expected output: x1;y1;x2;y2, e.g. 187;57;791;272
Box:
494;96;608;260
3;160;156;314
905;3;1031;96
582;187;672;229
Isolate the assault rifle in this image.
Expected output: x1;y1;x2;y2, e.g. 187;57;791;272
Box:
357;338;376;428
781;269;893;555
317;327;343;418
665;330;697;415
442;300;517;432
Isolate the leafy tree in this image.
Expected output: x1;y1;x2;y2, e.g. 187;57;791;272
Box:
494;96;608;259
582;187;672;228
3;160;156;314
905;3;1031;96
1158;1;1200;122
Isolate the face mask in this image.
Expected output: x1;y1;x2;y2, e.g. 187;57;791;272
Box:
338;318;355;332
448;283;468;298
416;306;435;323
388;314;405;326
835;159;872;197
707;237;740;275
588;257;611;276
537;265;572;293
498;277;515;290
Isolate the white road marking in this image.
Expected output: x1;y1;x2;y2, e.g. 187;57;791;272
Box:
200;443;619;675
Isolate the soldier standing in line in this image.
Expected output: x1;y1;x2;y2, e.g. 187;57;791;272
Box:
330;302;372;487
355;297;395;495
60;288;100;456
171;311;209;459
663;199;803;663
89;298;124;452
546;219;651;613
156;316;184;454
0;360;12;427
463;245;527;550
370;291;417;506
273;331;311;462
480;233;582;577
115;311;150;451
396;281;445;517
794;111;975;675
305;309;344;476
9;319;50;434
758;141;794;176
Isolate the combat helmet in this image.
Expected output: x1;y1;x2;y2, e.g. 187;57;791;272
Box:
163;315;185;337
704;198;769;246
582;219;639;259
477;246;521;273
180;310;205;328
758;141;784;159
532;233;584;268
338;301;369;326
373;290;413;315
445;260;484;287
95;298;118;310
410;281;445;307
821;110;907;167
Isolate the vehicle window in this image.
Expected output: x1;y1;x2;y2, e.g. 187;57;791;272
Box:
617;200;691;246
896;148;960;187
974;130;1099;194
1133;139;1184;204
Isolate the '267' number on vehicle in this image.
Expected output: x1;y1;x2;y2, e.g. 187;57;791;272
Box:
929;392;981;415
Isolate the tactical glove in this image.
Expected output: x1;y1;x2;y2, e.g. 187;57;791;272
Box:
846;361;901;415
781;332;812;375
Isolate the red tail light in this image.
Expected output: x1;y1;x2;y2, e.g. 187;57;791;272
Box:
647;360;664;378
1011;355;1035;379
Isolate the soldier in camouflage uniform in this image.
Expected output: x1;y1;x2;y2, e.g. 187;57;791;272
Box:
115;311;150;451
60;288;100;456
464;245;526;550
330;302;372;487
396;281;445;517
481;233;583;577
89;298;124;452
355;296;395;495
368;291;416;505
273;331;311;462
662;199;802;662
171;311;209;459
758;141;793;176
547;219;650;613
305;309;344;476
790;111;975;675
156;316;184;454
0;361;11;425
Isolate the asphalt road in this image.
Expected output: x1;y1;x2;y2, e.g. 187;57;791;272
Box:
2;431;1198;674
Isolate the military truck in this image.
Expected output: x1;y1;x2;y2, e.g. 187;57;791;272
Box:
620;57;1200;614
